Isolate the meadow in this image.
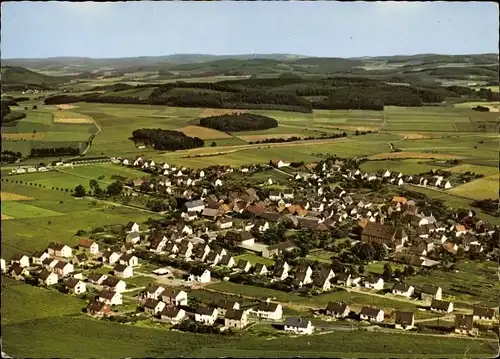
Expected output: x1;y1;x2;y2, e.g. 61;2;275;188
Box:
448;174;499;200
0;181;161;259
2;276;495;358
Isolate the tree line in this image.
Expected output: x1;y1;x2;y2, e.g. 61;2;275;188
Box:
248;132;347;144
130;128;204;151
30;147;80;158
1;151;22;164
199;113;278;132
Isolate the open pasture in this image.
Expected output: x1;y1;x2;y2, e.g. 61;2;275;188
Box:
52;110;93;124
366;152;465;160
2;214;14;220
1;201;64;219
199;108;248;117
177;125;232;139
447;174;499;200
1;132;45;140
448;163;498;176
359;159;438;175
1;192;34;201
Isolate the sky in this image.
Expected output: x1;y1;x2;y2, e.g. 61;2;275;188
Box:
1;1;498;59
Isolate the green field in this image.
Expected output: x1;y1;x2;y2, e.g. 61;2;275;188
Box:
448;174;499;200
234;253;275;266
1;201;64;219
2;276;495;358
360;159;438;175
0;182;161;259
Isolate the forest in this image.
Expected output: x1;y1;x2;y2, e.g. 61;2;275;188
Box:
30;147;80;158
130;128;204;151
199;113;278;132
42;77;500;114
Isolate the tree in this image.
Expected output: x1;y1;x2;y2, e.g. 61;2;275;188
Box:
211;141;217;147
32;105;38;110
394;269;403;279
372;241;387;261
358;265;365;275
74;185;86;198
404;265;415;276
382;263;392;280
106;181;123;196
352;242;375;262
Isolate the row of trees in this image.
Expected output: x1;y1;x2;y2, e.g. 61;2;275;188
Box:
30;147;80;158
248;132;347;144
0;151;22;164
130;128;204;151
199;113;278;132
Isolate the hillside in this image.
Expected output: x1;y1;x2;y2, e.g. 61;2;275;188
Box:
0;66;69;88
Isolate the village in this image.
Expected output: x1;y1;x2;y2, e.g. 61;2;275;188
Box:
2;155;498;339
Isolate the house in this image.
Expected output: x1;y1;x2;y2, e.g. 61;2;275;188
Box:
126;222;140;233
78;239;99;255
87;273;108;285
270;159;289;168
283;317;314;335
149;236;168;252
98;290;123;305
215;300;240;317
125;232;141;245
361;223;404;251
292;265;313;287
72;253;88;267
114;264;133;278
194;306;218;325
391;283;414;298
102;276;127;293
236;259;252;273
227;231;254;246
253;263;268;276
360;307;384;322
185;199;205;213
64;278;86;294
325;301;350;318
53;261;74;277
454;315;475;335
162;287;188;306
42;257;58;269
224;309;248;329
419;285;442;302
430;299;454;313
37;269;58;286
363;277;384;290
219;254;236;268
160;306;186;324
254;299;283;320
86;300;111;317
217;217;233;229
143;298;166;316
119;253;139;267
32;251;49;265
188;268;211;283
472;306;496;321
10;253;30;268
394;311;415;330
102;250;121;264
272;261;290;281
145;284;165;300
261;241;296;259
47;242;73;258
336;272;352;287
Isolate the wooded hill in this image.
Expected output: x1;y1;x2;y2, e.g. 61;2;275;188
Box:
199;113;278;132
43;76;499;113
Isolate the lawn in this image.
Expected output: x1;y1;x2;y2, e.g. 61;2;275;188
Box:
405;260;500;307
448;164;498;176
448;174;499;200
1;277;86;326
1;201;63;219
207;281;419;312
234;253;275;266
2;277;495;358
360;159;438;175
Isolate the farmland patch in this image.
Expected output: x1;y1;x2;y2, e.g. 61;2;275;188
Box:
367;152;466;160
53;111;93;124
1;192;34;201
1;214;14;220
448;174;499;200
199;108;247;117
1;132;46;140
238;133;303;141
1;201;63;219
177;125;232;139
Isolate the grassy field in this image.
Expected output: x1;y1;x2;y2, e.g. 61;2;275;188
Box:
234;253;275;266
2;276;495;358
448;174;499;200
0;181;160;259
360;159;438;175
448;163;499;176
